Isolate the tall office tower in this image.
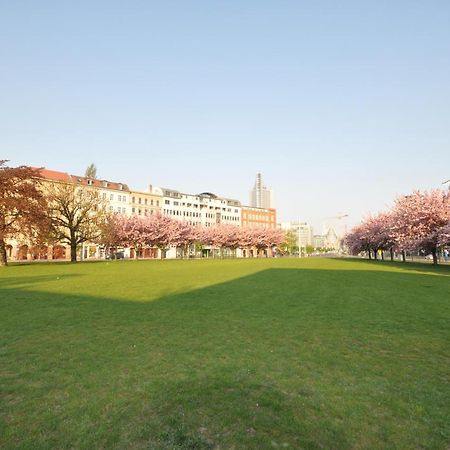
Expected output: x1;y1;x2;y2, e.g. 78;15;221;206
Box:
250;173;273;208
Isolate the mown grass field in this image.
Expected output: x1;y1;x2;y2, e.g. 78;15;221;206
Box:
1;257;449;449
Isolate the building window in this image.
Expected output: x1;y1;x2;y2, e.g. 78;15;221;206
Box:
156;201;159;206
150;199;154;206
132;196;135;203
165;200;170;205
110;194;113;200
145;199;148;205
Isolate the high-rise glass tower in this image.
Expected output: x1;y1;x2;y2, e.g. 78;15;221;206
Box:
250;173;273;208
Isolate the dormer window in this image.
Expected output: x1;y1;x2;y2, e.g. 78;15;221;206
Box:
118;184;123;190
87;179;93;186
103;181;108;187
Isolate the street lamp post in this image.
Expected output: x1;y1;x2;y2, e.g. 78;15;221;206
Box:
298;221;302;258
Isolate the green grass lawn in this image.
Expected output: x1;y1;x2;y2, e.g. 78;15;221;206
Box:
1;258;449;449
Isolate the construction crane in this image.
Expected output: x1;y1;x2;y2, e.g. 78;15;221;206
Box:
322;213;349;220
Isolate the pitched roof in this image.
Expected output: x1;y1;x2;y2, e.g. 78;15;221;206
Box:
35;168;129;191
35;168;72;183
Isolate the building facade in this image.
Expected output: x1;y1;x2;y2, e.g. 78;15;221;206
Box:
279;221;313;247
161;188;242;227
6;168;131;262
241;206;276;229
129;187;162;218
6;166;279;261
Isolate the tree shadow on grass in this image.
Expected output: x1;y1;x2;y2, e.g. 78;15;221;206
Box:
336;256;450;276
1;267;449;449
0;274;82;289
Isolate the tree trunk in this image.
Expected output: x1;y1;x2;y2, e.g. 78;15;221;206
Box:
381;251;384;261
368;249;372;260
70;242;77;262
0;239;8;266
401;250;406;262
390;248;394;261
432;249;438;265
373;249;378;260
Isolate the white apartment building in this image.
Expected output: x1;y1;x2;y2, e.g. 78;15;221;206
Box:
159;188;242;227
93;180;129;216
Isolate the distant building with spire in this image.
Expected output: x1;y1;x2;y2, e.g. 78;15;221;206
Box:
250;173;273;209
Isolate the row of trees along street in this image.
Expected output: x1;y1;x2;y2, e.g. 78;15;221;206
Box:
0;161;284;266
100;214;284;259
344;189;450;265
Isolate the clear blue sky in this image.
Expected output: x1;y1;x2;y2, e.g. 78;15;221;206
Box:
2;1;449;231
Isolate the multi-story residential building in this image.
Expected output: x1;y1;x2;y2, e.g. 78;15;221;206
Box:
241;206;276;229
129;186;162;217
160;188;242;227
37;168;131;216
250;173;273;209
6;168;130;262
279;221;313;247
86;178;130;216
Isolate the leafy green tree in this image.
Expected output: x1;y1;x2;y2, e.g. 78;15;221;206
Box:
305;245;314;254
85;163;97;179
280;230;298;255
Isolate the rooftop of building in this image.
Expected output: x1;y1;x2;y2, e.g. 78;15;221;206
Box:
161;187;242;206
35;168;130;191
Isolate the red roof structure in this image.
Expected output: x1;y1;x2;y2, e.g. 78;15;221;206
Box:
34;167;129;191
